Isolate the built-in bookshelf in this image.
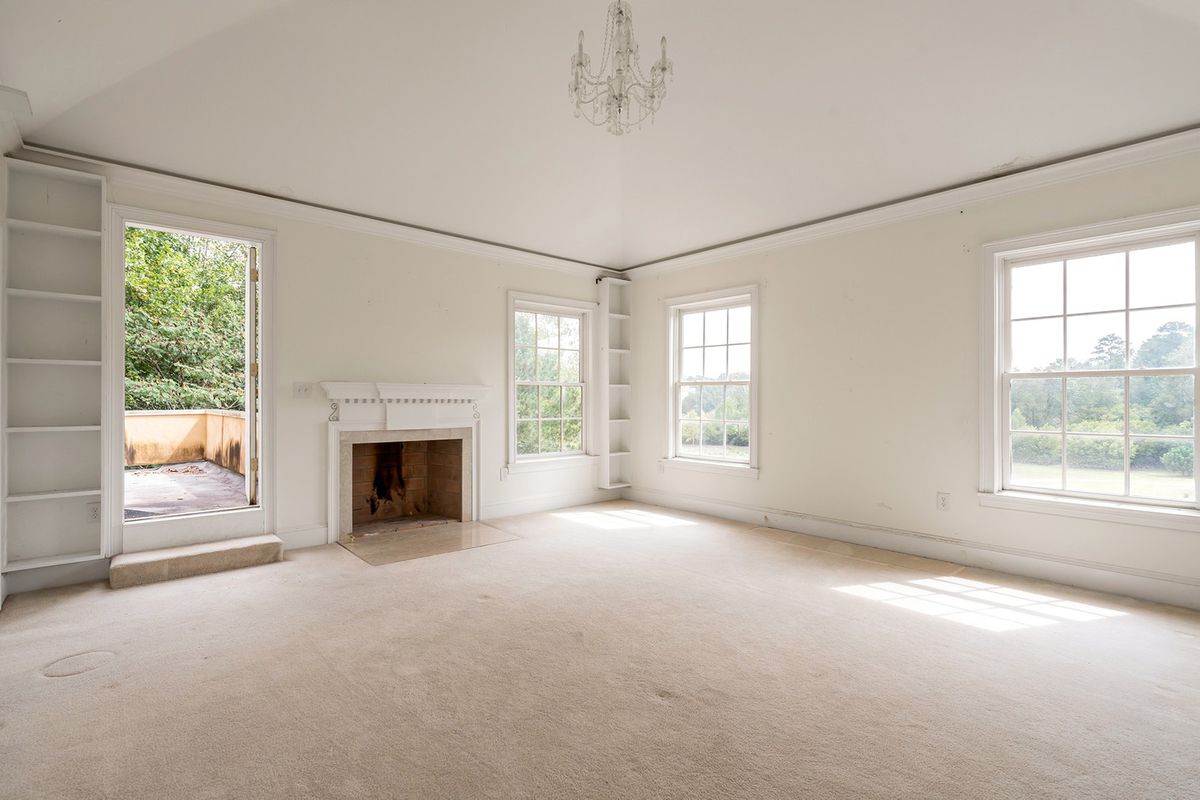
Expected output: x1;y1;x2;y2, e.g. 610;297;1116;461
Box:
597;275;632;490
1;158;106;574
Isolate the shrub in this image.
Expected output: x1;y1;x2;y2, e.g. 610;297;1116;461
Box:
1012;435;1060;465
1162;444;1194;476
1066;437;1124;470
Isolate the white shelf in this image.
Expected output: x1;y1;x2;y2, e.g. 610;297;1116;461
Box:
6;218;102;239
609;418;631;423
7;358;102;367
609;348;631;354
609;383;631;388
7;488;102;503
601;482;632;490
6;287;102;304
7;425;101;433
610;451;632;457
2;552;105;573
609;312;631;320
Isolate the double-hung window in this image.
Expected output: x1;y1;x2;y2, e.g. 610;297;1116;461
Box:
511;296;590;460
992;229;1197;511
666;288;757;469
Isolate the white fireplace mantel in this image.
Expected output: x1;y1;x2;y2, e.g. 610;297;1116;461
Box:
321;382;489;405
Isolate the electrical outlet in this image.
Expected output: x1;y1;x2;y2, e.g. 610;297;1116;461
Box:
293;381;313;399
87;502;101;523
936;492;950;512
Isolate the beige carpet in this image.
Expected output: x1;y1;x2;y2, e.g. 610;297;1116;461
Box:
1;501;1197;799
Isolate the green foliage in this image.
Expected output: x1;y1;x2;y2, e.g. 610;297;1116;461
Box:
1012;435;1061;465
1066;437;1124;470
1162;444;1194;476
124;228;247;411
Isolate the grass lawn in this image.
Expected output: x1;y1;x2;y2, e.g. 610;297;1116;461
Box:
1012;461;1193;501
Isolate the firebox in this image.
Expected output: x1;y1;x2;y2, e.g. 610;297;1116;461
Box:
350;439;463;529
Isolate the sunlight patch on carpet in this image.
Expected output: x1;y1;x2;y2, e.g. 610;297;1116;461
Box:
834;575;1127;631
552;509;699;529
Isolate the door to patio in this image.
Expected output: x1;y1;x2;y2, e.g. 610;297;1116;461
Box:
122;224;260;521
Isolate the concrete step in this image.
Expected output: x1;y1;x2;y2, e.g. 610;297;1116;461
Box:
110;534;284;589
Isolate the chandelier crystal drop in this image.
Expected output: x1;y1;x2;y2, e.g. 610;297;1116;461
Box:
569;1;673;136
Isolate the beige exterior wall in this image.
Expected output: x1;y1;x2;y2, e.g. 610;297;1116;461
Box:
126;410;246;475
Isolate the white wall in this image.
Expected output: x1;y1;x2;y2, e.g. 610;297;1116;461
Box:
627;150;1200;608
104;178;616;545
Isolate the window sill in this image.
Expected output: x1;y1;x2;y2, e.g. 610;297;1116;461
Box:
506;455;598;476
660;458;759;478
978;490;1200;532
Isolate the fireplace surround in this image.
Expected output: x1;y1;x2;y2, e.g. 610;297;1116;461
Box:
321;383;488;544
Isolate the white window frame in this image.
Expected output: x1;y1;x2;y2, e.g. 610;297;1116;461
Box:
662;286;759;477
980;206;1200;531
506;292;598;473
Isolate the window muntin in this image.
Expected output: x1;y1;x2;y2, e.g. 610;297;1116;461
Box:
674;301;752;463
1004;237;1197;505
514;309;584;458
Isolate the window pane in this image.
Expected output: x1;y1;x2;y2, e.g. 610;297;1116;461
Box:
701;385;725;420
516;421;538;455
1130;306;1194;368
1011;261;1063;319
1066;377;1124;433
537;349;560;381
701;421;724;457
729;306;751;344
703;346;727;380
1067;253;1124;314
728;344;751;379
563;385;583;418
536;314;559;348
515;312;536;346
540;420;562;453
1067;312;1125;370
539;385;561;417
514;347;535;381
1010;433;1062;489
560;350;580;383
705;309;728;345
516;385;539;419
1130;376;1193;435
560;316;580;350
1010;378;1061;432
563;419;583;452
1129;241;1195;309
725;423;750;462
1011;317;1062;372
1131;438;1193;501
681;312;703;347
681;348;703;381
680;385;700;419
1065;436;1125;495
725;385;750;422
679;421;700;456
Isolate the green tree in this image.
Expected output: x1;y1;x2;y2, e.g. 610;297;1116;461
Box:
124;228;247;411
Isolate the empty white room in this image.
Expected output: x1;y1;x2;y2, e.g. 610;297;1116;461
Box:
1;2;1198;798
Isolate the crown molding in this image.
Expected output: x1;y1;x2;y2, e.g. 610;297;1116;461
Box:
625;126;1200;278
17;144;613;279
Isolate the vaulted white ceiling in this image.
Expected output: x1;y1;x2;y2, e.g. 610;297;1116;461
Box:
4;0;1200;268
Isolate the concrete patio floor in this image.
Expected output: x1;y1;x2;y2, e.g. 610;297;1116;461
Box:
124;461;248;520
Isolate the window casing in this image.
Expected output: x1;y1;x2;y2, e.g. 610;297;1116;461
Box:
995;231;1198;510
511;296;590;461
666;288;757;468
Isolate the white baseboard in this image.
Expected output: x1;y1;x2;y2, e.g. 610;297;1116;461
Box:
626;487;1200;611
276;525;328;551
483;487;620;519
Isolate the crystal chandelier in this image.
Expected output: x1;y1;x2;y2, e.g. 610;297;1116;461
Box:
569;1;673;136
